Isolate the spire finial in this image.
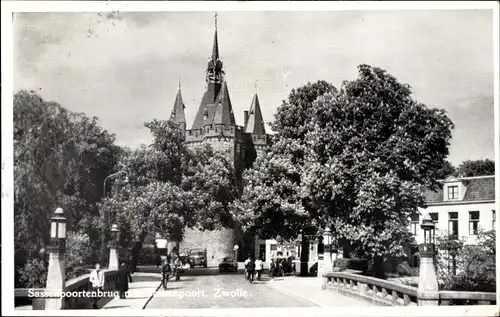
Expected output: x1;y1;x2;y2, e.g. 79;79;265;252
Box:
178;77;181;90
215;12;218;31
255;80;258;93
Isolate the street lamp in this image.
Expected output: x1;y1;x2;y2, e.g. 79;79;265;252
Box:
50;207;67;253
100;170;129;267
233;244;239;261
417;211;439;305
109;223;120;270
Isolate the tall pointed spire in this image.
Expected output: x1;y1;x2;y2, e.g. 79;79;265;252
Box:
213;81;236;126
170;85;186;131
212;12;219;61
245;93;266;134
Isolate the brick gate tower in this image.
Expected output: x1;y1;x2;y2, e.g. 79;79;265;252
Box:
168;14;271;265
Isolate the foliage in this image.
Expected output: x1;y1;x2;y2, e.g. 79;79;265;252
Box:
103;120;238;270
233;81;337;240
455;159;495;177
233;66;454;277
14;90;120;287
17;257;47;288
302;65;454;263
436;230;496;292
435;160;456;179
65;231;94;279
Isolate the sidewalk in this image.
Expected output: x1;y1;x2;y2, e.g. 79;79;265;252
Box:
267;276;374;307
101;272;161;310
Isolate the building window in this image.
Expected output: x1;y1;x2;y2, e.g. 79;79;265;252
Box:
493;210;496;230
447;186;459;200
448;212;458;237
410;214;419;235
429;212;439;224
258;244;266;261
469;211;479;235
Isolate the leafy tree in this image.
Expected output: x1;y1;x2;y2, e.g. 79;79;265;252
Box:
234;66;454;278
14;90;120;286
436;230;495;293
103;121;238;271
302;65;454;276
455;159;495;177
435;160;456;179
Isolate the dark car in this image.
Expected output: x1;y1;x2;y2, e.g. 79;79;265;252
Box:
190;249;208;268
218;257;238;272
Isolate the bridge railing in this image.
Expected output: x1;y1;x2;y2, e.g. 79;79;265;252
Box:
322;272;496;306
323;271;418;306
15;269;118;310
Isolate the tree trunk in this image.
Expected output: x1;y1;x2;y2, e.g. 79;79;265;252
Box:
372;255;385;279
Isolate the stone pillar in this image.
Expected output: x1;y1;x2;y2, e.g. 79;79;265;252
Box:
417;213;439;306
45;208;66;310
108;224;119;270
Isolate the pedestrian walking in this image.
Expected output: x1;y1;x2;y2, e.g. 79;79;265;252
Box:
89;263;105;309
269;259;276;281
246;257;255;283
155;254;161;268
244;255;251;279
161;258;171;290
254;257;263;281
116;263;132;299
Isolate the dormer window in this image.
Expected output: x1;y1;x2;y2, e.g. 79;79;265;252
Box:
447;185;459;200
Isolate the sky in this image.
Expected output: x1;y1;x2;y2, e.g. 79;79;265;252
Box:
13;10;495;167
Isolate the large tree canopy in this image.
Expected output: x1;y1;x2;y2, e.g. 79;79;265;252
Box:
14;90;121;286
234;65;454;276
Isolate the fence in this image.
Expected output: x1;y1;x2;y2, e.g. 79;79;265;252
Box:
323;271;496;306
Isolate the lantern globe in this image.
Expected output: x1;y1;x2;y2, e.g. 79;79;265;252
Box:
111;223;119;232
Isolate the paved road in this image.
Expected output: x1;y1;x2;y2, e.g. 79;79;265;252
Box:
145;269;317;309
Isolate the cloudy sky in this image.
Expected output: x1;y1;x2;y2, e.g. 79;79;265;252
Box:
14;10;495;166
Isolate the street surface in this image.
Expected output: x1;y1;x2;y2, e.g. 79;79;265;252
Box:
145;269;316;308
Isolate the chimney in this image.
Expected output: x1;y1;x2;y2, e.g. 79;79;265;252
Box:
244;111;249;129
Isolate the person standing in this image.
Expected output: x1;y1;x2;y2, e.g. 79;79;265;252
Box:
89;263;105;309
269;259;276;282
244;255;251;279
116;263;132;299
254;257;263;281
161;258;171;290
246;257;256;283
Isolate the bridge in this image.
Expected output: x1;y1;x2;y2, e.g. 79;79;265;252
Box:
13;208;497;313
14;265;496;312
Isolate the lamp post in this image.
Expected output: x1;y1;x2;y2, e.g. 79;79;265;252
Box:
323;227;334;273
45;208;67;310
108;224;119;270
417;212;439;306
100;170;129;267
233;245;239;261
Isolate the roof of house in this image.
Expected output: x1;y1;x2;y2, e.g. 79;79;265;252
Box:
424;175;495;203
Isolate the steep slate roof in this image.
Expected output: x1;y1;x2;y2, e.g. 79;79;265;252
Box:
170;88;186;125
423;176;495;203
462;177;495;201
245;93;266;134
212;81;236;125
191;83;221;130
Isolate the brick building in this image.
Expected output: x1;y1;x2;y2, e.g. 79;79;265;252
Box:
166;17;271;265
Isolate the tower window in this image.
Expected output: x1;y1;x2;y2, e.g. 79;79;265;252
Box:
447;186;459;200
469;211;479;235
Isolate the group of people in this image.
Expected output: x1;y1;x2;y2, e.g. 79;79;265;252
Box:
89;262;132;309
243;255;296;283
161;255;184;290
